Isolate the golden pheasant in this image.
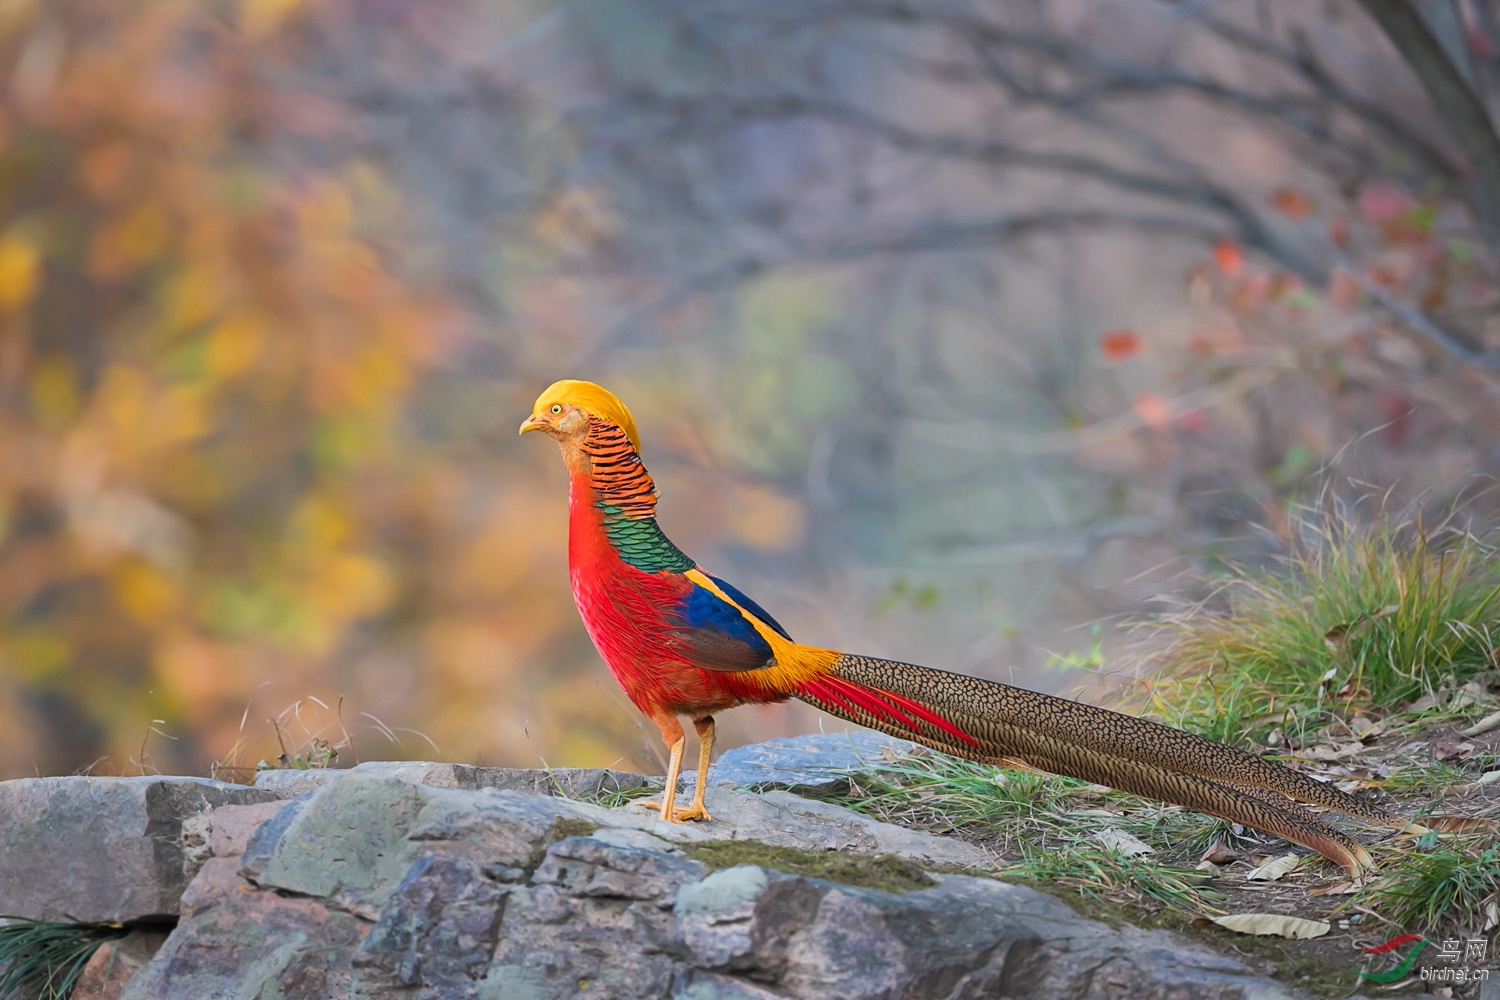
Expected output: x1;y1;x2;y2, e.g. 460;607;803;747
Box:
521;378;1405;876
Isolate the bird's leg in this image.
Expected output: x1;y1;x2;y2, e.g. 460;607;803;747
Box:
672;716;715;822
638;710;687;822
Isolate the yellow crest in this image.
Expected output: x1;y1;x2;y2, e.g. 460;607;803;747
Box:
530;379;641;451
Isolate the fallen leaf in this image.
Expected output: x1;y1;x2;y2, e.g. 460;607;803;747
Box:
1195;860;1223;877
1246;855;1300;882
1462;709;1500;738
1094;828;1154;856
1406;692;1439;713
1211;913;1330;939
1434;740;1476;761
1425;815;1498;833
1450;681;1489;712
1479;771;1500;786
1201;841;1241;866
1308;880;1359;896
1299;742;1365;762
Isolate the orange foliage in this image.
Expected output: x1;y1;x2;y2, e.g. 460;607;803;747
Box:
1212;239;1243;277
1099;329;1143;362
0;2;555;777
1268;187;1311;218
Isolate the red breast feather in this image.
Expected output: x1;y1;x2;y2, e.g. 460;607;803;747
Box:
567;474;745;716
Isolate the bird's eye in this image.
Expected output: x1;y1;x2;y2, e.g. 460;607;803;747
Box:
550;404;562;414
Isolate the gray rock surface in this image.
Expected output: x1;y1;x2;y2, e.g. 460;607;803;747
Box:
252;759;649;800
115;771;1317;1000
250;731;908;803
0;775;275;922
683;731;917;796
254;761;989;870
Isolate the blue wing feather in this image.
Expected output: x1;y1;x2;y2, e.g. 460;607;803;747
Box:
665;576;787;672
706;574;793;641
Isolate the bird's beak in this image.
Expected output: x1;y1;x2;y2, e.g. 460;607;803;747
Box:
519;412;547;436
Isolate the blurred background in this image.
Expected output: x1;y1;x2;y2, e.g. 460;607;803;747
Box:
1;0;1499;779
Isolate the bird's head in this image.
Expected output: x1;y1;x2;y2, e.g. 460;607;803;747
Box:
519;379;641;453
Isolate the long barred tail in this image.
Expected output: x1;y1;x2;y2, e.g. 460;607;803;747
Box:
792;652;1397;876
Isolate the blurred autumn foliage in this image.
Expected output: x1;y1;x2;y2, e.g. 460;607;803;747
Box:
0;0;489;776
6;0;1500;780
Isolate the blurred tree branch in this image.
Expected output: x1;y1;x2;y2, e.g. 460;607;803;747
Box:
1355;0;1500;231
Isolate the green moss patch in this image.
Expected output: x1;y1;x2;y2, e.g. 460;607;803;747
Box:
547;817;602;843
685;840;937;893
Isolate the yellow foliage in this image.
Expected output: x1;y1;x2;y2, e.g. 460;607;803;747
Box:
291;493;355;550
307;551;396;621
0;0;645;779
116;204;171;264
6;629;70;681
239;0;302;39
163;265;221;330
346;346;407;413
205;314;266;379
114;559;181;624
0;232;40;311
96;365;150;440
30;355;79;429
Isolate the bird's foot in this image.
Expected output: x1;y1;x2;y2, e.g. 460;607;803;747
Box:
636;799;712;823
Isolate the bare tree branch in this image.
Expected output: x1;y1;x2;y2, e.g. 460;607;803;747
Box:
1322;242;1500;369
1356;0;1500;230
583;209;1232;359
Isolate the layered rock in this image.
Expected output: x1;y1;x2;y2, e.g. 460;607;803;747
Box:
1;738;1329;999
0;775;276;923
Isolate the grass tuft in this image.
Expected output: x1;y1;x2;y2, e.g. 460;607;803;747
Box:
834;746;1229;911
0;919;125;1000
1005;844;1226;912
1129;506;1500;744
1356;842;1500;935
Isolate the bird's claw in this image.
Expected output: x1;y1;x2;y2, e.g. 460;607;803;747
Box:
637;799;712;823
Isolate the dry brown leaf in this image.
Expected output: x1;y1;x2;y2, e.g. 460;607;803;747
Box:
1307;880;1358;896
1434;740;1476;761
1299;742;1365;762
1211;913;1331;939
1246;854;1300;881
1201;841;1241;866
1094;828;1154;856
1462;709;1500;738
1425;815;1498;833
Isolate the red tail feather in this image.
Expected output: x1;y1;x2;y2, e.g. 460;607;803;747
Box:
796;675;980;747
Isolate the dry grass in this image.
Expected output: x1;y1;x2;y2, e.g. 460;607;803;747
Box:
1126;504;1500;746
